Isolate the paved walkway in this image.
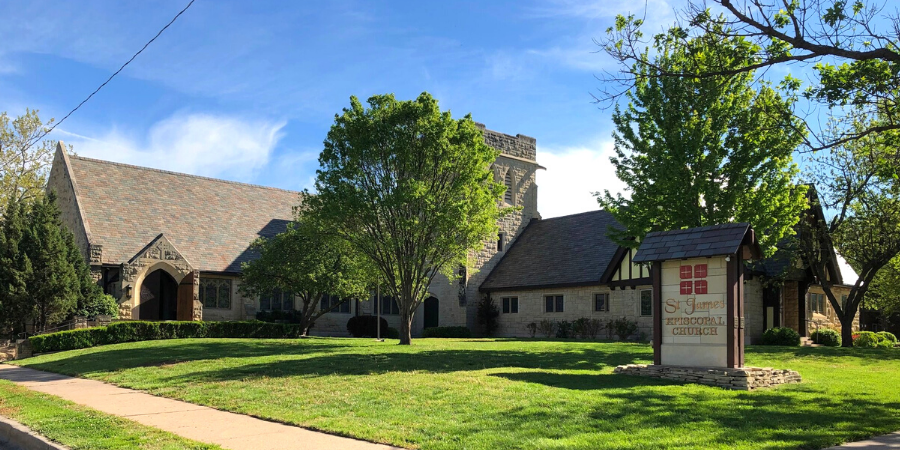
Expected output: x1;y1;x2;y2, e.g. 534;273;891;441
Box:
826;432;900;449
0;364;400;450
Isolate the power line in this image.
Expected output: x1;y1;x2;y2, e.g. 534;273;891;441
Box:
27;0;196;149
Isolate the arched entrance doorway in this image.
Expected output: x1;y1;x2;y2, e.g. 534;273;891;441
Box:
138;269;178;320
424;296;439;329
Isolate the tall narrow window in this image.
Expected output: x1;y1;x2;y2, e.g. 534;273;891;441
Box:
497;233;505;252
640;290;652;316
503;170;513;204
594;293;609;312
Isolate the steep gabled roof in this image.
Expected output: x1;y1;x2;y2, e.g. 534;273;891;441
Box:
479;210;622;292
632;223;758;263
66;154;299;272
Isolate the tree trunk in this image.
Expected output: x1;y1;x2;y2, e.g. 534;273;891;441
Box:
399;309;413;345
840;312;856;348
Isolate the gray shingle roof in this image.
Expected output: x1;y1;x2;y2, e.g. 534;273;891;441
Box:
632;223;752;263
479;210;622;292
68;155;300;272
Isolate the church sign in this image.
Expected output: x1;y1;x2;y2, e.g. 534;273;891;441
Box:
632;223;761;368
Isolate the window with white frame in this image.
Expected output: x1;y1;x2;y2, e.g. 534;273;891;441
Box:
502;297;518;314
594;293;610;312
545;295;564;313
200;278;232;310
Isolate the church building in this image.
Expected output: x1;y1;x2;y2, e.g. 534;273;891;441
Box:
47;125;858;342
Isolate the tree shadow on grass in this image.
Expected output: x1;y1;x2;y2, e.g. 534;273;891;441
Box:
587;381;900;450
489;372;676;390
17;340;348;376
19;339;654;381
747;345;900;361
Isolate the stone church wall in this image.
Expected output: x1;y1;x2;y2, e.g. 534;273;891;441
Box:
464;127;541;331
492;285;654;339
47;146;91;260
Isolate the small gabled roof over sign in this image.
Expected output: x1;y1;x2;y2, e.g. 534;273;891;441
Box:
632;223;761;263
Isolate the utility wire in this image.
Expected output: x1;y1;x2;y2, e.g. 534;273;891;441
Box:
27;0;196;149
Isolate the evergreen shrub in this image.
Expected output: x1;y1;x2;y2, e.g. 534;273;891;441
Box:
759;327;801;346
877;331;898;345
810;328;842;347
853;331;880;348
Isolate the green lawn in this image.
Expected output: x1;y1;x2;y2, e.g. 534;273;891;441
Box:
0;379;220;449
11;338;900;450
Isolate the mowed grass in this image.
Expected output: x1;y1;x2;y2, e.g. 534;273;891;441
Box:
0;379;220;449
12;338;900;450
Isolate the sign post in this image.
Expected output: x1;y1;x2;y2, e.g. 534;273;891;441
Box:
616;223;801;389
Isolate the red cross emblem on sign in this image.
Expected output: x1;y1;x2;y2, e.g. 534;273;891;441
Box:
680;264;708;295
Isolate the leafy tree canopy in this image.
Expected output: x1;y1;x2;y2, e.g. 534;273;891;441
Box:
597;24;807;256
1;110;59;213
240;208;373;335
309;92;506;344
601;0;900;158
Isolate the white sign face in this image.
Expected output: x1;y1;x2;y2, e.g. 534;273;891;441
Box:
660;257;728;367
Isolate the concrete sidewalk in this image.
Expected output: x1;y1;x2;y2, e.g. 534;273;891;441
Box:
825;432;900;449
0;364;400;450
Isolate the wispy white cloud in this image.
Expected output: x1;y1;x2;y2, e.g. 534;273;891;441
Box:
525;0;677;73
58;112;286;181
536;138;626;218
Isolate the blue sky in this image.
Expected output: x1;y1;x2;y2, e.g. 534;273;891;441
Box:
2;0;679;218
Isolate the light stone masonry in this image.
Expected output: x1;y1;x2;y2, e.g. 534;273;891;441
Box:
614;364;802;390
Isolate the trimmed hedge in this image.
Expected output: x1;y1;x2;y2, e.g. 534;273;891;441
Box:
810;328;842;347
759;327;801;346
29;321;307;354
422;326;472;338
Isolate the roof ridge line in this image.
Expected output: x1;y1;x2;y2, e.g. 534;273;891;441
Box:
69;154;303;195
538;209;608;222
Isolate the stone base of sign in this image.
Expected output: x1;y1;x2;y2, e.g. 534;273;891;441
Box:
614;364;801;390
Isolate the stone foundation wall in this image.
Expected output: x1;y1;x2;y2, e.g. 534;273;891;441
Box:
614;364;801;390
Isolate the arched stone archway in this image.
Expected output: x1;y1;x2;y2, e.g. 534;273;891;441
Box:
138;269;179;320
122;234;201;321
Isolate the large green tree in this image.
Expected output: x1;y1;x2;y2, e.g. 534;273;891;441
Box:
601;1;900;159
802;124;900;345
0;199;32;336
309;93;506;344
22;192;80;332
597;26;807;255
240;208;372;336
866;256;900;316
0;110;57;213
